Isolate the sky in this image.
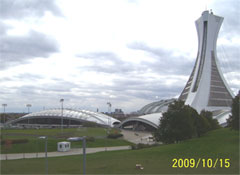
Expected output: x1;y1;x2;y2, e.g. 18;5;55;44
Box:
0;0;239;113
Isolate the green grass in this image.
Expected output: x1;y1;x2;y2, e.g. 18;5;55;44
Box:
0;127;131;153
1;128;239;174
1;127;109;137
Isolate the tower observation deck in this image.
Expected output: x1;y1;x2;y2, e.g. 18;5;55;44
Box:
179;10;234;113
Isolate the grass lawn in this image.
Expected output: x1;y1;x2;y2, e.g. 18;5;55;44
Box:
0;127;132;153
1;128;239;174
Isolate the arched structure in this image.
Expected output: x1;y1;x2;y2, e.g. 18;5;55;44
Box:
138;99;175;115
7;109;120;127
119;113;162;132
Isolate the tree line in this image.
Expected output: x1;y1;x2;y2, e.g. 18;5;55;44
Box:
154;95;239;144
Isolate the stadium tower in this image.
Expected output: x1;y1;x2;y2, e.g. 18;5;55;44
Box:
179;10;234;113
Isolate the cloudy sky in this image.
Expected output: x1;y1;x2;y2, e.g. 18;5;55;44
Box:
0;0;239;113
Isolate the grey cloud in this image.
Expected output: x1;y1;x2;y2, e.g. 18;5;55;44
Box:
212;0;240;36
14;73;43;81
217;45;240;73
0;0;62;19
0;21;11;35
128;42;169;59
0;73;43;83
111;77;183;99
77;52;118;60
77;51;137;74
128;42;195;75
0;30;59;69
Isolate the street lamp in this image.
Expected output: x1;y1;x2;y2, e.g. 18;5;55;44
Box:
60;99;64;133
67;137;86;175
107;102;111;114
2;104;7;123
38;136;48;175
26;104;32;125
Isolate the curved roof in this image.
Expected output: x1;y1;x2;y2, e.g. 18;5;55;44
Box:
212;109;231;125
138;99;175;115
8;109;120;127
119;112;163;129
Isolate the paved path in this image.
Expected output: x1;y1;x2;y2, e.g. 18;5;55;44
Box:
121;130;155;144
0;146;131;160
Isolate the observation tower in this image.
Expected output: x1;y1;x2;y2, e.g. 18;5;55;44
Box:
179;10;234;113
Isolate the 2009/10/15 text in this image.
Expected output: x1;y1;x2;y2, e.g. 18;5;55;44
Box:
172;158;230;168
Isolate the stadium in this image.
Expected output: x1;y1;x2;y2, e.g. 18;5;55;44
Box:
118;113;162;132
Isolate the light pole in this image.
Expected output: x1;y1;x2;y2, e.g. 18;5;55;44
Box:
26;104;32;124
107;102;111;114
39;136;48;175
2;104;7;123
60;99;64;133
67;137;86;175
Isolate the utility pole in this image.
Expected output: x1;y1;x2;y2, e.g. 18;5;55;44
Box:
2;104;7;123
60;99;64;133
26;104;32;124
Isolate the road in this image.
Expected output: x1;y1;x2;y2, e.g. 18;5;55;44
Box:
0;146;131;160
121;130;155;144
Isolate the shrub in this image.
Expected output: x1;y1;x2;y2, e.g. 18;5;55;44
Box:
86;136;95;142
154;101;197;144
107;133;123;139
227;95;239;130
1;139;29;145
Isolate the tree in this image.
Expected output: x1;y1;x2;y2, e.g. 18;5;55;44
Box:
227;95;239;130
200;110;219;130
193;110;210;137
0;113;10;123
154;101;197;143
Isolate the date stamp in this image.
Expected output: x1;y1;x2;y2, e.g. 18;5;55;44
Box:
172;158;230;168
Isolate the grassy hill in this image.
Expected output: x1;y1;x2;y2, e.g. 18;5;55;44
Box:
1;128;239;174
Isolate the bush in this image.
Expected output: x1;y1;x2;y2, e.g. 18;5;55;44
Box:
200;110;220;130
1;139;29;145
154;101;197;144
154;101;219;143
227;95;239;130
86;136;95;142
107;133;123;139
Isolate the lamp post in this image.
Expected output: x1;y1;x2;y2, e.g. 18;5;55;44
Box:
67;137;86;175
2;104;7;123
26;104;32;125
39;136;48;175
60;99;64;133
106;102;111;114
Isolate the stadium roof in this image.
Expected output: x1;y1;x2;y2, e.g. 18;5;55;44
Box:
7;109;120;127
138;99;175;115
119;112;163;129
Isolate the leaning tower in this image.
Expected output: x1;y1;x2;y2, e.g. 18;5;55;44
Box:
179;10;234;113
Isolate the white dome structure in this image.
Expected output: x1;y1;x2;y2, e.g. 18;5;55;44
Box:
138;99;175;115
119;113;163;131
8;109;120;127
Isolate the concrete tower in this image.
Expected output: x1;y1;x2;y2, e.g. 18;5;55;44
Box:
179;10;234;113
